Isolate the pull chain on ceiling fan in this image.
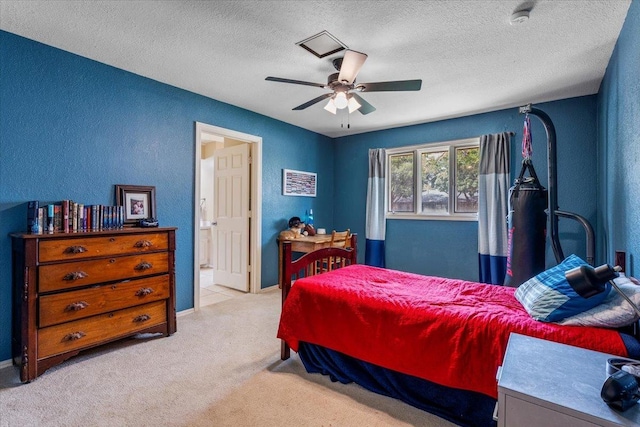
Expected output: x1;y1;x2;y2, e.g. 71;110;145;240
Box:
265;49;422;115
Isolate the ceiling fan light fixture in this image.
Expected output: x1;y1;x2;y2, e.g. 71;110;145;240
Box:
324;98;337;114
334;92;348;109
265;47;421;117
347;95;361;113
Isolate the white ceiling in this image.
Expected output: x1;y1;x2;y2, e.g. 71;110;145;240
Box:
0;0;631;138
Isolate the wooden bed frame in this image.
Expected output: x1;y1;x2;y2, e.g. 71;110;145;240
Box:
280;234;358;360
278;234;501;426
277;234;640;426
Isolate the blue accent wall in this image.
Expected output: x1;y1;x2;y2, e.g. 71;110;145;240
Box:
598;0;640;274
0;30;334;361
334;97;599;280
0;2;635;363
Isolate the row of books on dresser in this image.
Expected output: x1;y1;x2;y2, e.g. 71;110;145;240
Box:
27;200;125;234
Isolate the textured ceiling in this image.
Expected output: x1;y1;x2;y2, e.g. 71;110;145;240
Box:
0;0;631;138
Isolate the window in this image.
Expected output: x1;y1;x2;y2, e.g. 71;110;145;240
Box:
387;138;479;220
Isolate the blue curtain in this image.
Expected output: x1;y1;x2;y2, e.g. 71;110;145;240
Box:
365;148;386;267
478;133;511;284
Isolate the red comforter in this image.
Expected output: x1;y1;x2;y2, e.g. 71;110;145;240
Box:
277;264;631;398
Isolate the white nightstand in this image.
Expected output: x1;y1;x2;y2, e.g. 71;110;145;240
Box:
497;333;640;427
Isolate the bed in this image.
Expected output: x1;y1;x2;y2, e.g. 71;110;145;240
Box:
277;235;640;426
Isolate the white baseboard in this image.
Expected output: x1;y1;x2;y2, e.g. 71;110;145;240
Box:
0;358;13;370
177;308;195;317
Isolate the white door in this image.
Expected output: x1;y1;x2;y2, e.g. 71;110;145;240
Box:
212;143;250;292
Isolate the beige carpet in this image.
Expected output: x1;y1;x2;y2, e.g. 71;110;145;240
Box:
0;287;455;427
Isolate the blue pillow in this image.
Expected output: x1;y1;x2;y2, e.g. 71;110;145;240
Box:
515;254;611;322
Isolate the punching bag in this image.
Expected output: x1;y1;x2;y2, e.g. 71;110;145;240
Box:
504;159;548;287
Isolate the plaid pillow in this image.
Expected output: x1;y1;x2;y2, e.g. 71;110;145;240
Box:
558;275;640;327
515;254;611;322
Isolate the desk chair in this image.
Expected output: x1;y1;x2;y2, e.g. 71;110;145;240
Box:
324;229;351;270
330;229;351;248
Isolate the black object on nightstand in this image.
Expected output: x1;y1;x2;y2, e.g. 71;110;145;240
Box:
602;370;640;411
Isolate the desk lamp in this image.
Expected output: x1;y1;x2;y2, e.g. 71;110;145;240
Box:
565;264;640;317
565;263;640;411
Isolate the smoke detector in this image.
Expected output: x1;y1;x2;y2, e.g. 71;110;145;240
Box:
510;10;530;25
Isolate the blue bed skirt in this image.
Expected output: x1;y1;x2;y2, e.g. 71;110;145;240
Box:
298;332;640;427
298;342;497;427
621;331;640;358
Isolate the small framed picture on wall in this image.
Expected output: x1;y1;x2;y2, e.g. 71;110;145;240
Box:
282;169;317;197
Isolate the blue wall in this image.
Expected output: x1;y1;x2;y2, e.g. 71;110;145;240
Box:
0;31;334;361
1;6;633;363
334;97;599;280
598;0;640;274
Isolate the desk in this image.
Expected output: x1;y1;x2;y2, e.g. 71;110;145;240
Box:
277;234;345;286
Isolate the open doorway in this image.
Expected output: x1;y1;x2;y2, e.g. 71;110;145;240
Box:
194;122;262;310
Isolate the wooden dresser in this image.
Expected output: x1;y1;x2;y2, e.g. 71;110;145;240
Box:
10;227;177;382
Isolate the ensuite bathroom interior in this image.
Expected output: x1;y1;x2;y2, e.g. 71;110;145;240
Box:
199;136;246;307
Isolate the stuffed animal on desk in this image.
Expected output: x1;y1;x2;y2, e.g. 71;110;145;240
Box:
279;216;305;240
304;223;316;236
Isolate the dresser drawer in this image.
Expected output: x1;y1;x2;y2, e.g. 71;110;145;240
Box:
39;275;170;328
38;300;167;359
39;232;169;262
39;252;169;292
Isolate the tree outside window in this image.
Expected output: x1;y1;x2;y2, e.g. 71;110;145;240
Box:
389;153;414;212
455;147;479;213
421;150;449;214
387;138;479;220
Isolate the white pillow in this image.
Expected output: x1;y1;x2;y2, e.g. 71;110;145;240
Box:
558;275;640;328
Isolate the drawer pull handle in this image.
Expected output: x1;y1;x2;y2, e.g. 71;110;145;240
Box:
134;262;153;271
134;314;151;323
63;245;87;254
63;271;88;281
134;240;153;248
65;301;89;311
135;287;154;296
63;331;86;341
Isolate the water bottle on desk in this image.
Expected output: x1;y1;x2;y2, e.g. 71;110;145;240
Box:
303;209;316;236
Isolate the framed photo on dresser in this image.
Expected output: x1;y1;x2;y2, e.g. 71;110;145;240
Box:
115;185;156;226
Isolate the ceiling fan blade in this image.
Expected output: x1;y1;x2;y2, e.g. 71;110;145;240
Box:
351;93;376;115
337;50;368;85
357;79;422;92
292;93;333;110
265;76;326;89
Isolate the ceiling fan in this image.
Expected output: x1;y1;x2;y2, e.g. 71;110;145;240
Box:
265;50;422;115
